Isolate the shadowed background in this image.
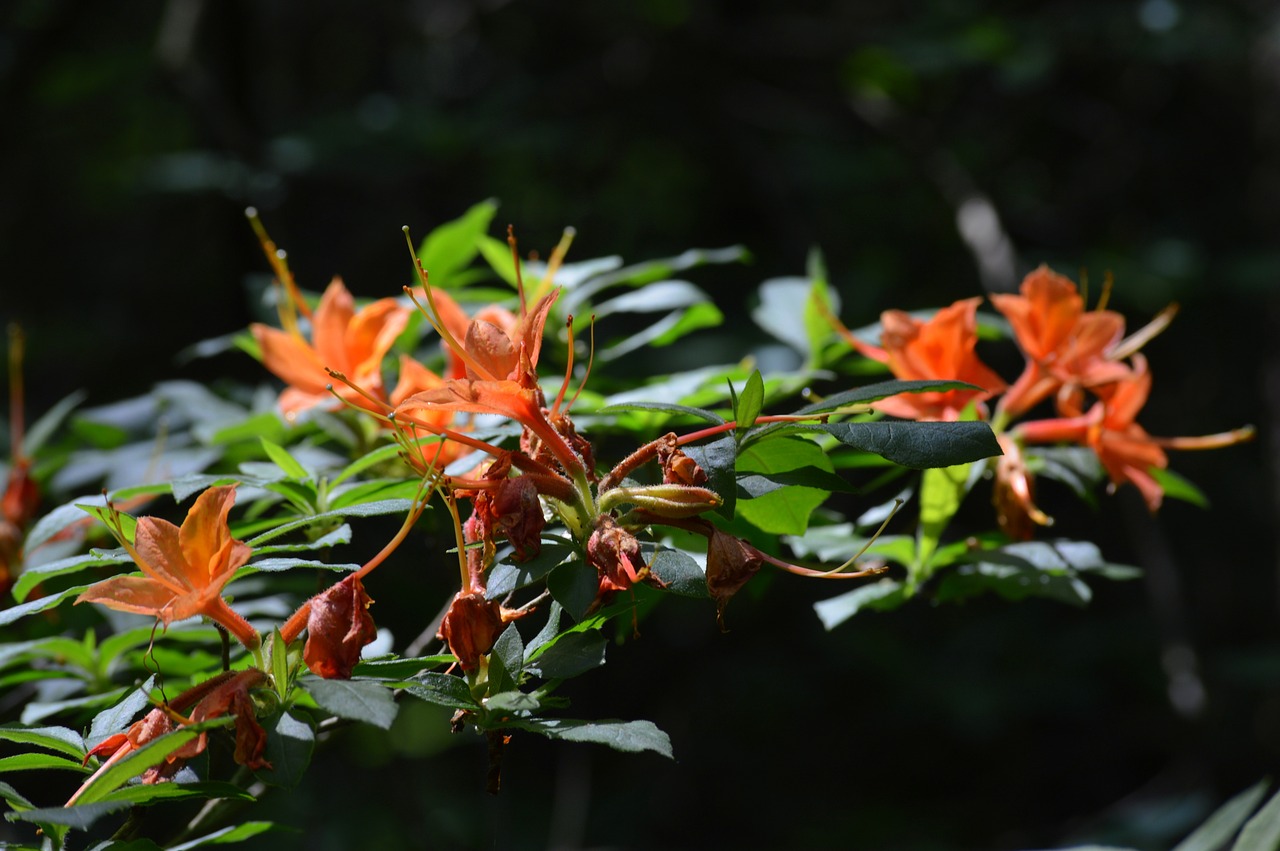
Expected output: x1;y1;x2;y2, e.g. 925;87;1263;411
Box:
2;1;1278;848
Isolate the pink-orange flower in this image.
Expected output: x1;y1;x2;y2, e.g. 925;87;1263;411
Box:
991;266;1130;418
76;485;259;650
870;297;1007;421
252;277;411;417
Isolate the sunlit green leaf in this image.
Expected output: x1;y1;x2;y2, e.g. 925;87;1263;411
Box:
1173;779;1269;851
403;673;481;711
303;678;398;730
417;198;498;285
813;578;909;630
0;725;86;760
916;463;975;575
260;438;310;480
1232;781;1280;850
735;436;833;536
736;370;764;431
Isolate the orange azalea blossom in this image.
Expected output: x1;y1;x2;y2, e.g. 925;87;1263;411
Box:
76;485;259;650
252;277;420;417
860;297;1007;421
68;669;269;806
991;266;1132;419
1015;355;1253;512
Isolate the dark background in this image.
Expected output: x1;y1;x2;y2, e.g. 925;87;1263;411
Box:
3;1;1279;849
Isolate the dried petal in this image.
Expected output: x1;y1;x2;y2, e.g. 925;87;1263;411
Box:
705;529;764;630
302;574;378;679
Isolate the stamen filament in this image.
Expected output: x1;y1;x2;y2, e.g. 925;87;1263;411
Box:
551;315;575;417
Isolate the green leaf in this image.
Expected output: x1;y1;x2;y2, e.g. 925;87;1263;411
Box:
0;726;86;760
417;198;499;284
684;435;738;519
255;711;314;789
74;720;231;806
547;562;600;623
402;673;481;711
647;546;707;597
752;277;817;356
12;550;133;602
485;539;576;599
491;623;525;686
23;389;87;455
916;463;975;575
508;717;673;758
259;438;310;481
1173;779;1269;851
303;678;398;730
94;780;254;808
0;583;94;628
1233;783;1280;851
0;752;91;774
89;676;157;743
351;655;454;681
270;630;289;702
594;400;726;425
167;821;282;850
792;379;982;416
735;436;833;536
735;370;765;431
1150;467;1211;509
7;800;131;831
820;421;1001;469
243;499;415;547
813;579;909;630
476;234;526;288
524;631;607;679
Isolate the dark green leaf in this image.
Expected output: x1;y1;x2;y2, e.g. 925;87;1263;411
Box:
75;721;231;806
351;655;454;680
303;678;398;730
255;710;314;788
89;677;156;743
244;499;415;547
820;420;1001;469
492;623;525;682
7;800;131;831
684;435;739;519
547;562;600;623
403;673;480;711
485;539;576;599
792;379;982;416
508;717;673;758
524;631;607;679
647;546;707;597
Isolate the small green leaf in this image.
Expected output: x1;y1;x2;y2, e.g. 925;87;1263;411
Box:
417;198;499;285
259;438;310;480
303;678;398;730
0;725;86;760
0;752;91;774
271;630;289;702
1150;467;1211;509
491;623;525;684
735;436;833;536
594;401;725;425
485;539;576;599
647;546;707;597
7;800;131;831
736;370;765;431
352;655;454;681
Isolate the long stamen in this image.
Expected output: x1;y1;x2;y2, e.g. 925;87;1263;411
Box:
1109;303;1179;361
246;208;312;334
443;490;470;591
508;225;527;317
1153;425;1255;450
565;314;596;416
536;226;576;300
325;369;395;415
551;315;576;417
815;499;903;576
1095;270;1113;312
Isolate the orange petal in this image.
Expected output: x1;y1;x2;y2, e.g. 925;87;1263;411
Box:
346;298;410;380
132;518;193;592
178;486;245;586
252;324;328;395
76;575;178;618
312;278;358;371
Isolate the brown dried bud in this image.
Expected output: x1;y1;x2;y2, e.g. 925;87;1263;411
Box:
438;591;505;671
486;476;545;561
587;515;648;594
657;435;707;486
705;528;764;631
303;574;378;680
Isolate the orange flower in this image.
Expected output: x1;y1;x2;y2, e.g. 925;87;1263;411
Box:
252;277;410;417
991;266;1130;418
1016;356;1169;511
76;485;259;650
422;288;558;390
873;297;1007;421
